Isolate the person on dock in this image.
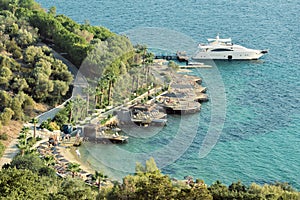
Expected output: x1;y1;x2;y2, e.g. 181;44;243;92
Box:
75;149;81;158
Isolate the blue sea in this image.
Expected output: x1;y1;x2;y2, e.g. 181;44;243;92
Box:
37;0;300;188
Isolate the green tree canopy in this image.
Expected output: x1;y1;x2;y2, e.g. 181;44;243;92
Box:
0;168;53;199
10;96;24;120
9;153;56;177
0;90;12;111
0;107;14;125
55;178;97;200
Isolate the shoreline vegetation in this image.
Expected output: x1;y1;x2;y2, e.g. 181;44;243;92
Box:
0;0;299;199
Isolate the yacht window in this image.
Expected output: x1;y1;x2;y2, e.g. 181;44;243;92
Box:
211;48;233;52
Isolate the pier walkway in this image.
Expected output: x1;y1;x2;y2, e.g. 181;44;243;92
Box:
154;51;189;62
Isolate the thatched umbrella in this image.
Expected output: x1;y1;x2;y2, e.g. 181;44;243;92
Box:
86;174;93;178
55;154;64;158
59;158;69;163
80;170;88;174
37;145;47;149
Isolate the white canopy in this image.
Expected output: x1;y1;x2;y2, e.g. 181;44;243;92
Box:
207;38;232;43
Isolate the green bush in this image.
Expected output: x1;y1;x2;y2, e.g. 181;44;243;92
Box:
40;118;52;131
0;108;14;125
0;141;5;158
168;60;179;71
0;133;8;140
12;49;22;59
36;136;42;141
26;137;36;147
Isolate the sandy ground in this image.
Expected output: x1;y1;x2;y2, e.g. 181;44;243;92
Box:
57;145;94;176
57;145;115;188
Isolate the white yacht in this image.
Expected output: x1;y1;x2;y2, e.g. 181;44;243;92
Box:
192;34;268;60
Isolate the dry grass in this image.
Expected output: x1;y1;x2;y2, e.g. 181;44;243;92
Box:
0;102;52;148
0;121;23;146
34;102;50;115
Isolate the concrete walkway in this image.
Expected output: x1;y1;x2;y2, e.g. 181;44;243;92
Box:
0;138;19;168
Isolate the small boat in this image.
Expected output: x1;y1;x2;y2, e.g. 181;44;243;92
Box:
192;34;268;60
187;61;204;66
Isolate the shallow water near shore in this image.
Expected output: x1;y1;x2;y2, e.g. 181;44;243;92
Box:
37;0;300;188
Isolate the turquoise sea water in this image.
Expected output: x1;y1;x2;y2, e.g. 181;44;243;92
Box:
37;0;300;188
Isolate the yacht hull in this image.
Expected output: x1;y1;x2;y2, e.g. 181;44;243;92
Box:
192;51;265;60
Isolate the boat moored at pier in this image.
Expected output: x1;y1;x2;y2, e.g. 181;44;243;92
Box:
192;34;268;60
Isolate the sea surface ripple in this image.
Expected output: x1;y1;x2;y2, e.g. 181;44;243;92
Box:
36;0;300;188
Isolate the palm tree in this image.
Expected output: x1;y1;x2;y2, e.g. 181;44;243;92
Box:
17;126;31;156
19;126;29;141
73;96;86;122
97;77;108;107
94;87;101;109
84;85;94;116
92;171;108;194
17;138;28;156
65;101;74;123
136;75;140;91
83;86;89;116
106;73;117;106
139;45;147;70
129;68;138;93
145;52;154;86
30;118;39;139
67;162;81;178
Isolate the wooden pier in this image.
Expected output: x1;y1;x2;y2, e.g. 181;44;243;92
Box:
154;51;189;62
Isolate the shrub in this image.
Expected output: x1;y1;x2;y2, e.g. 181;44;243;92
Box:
0;108;14;125
12;49;22;59
0;133;8;140
27;137;36;147
0;141;5;158
48;121;60;131
40;119;51;130
5;39;19;53
168;60;179;71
